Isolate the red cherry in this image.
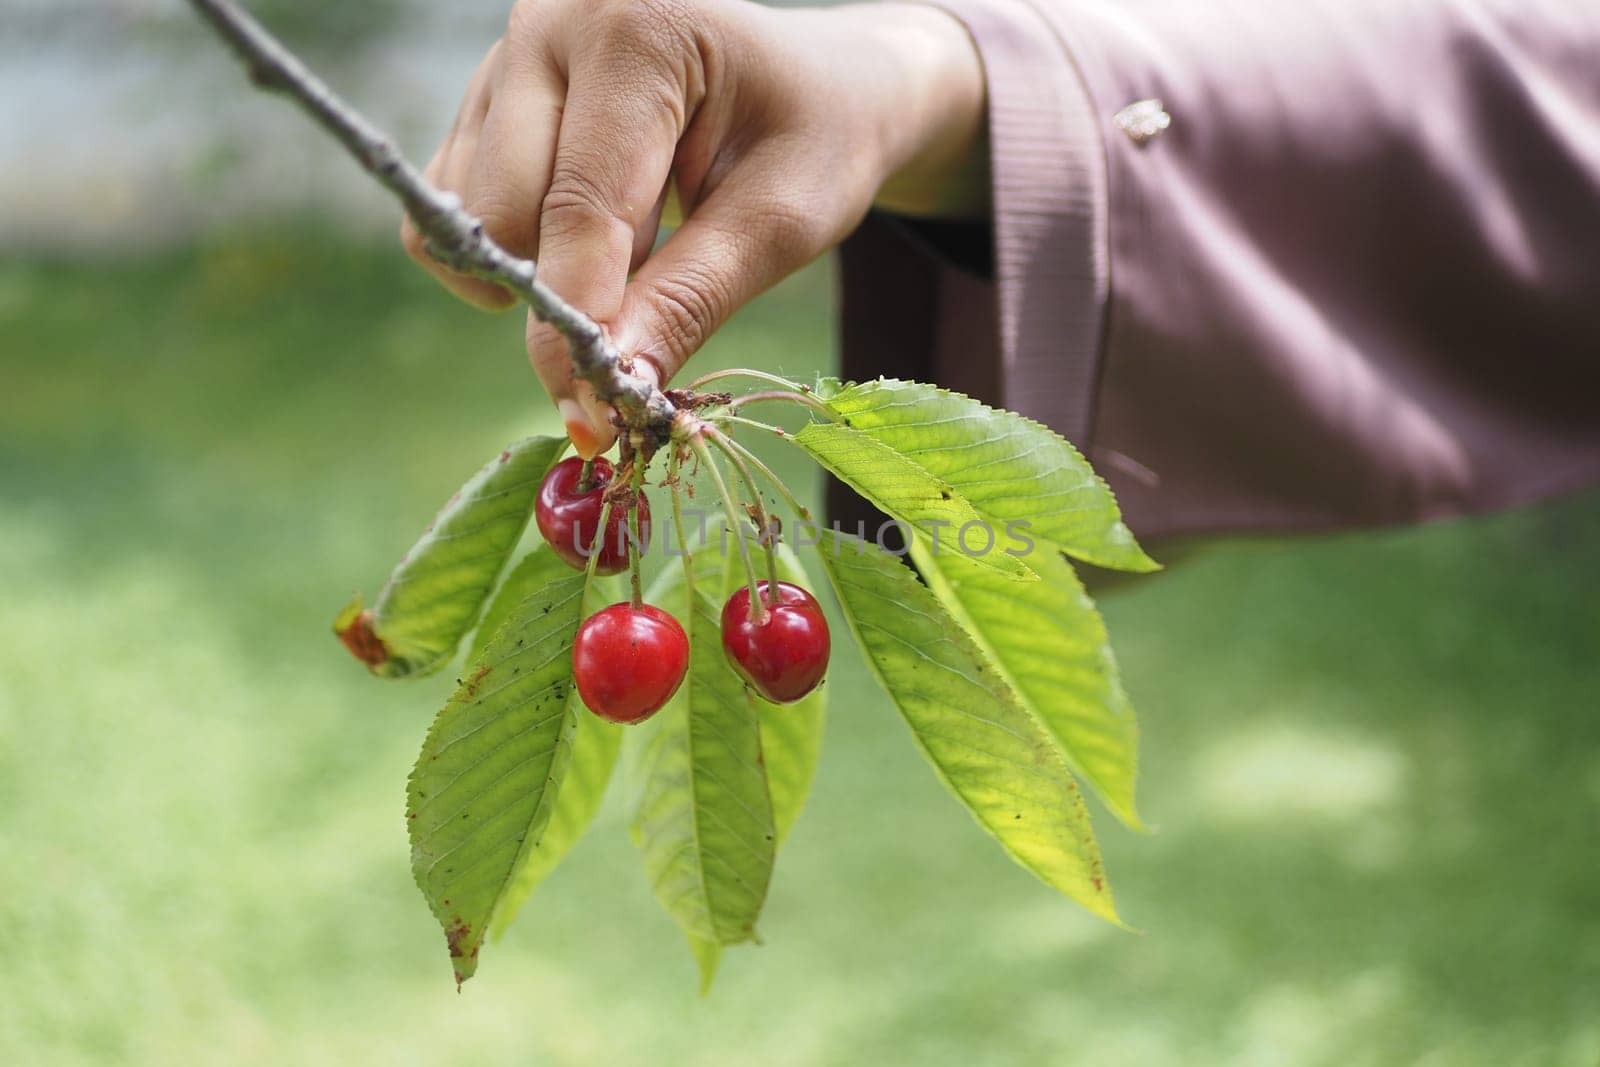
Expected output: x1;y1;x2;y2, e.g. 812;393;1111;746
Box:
720;581;830;704
572;602;688;724
535;456;650;575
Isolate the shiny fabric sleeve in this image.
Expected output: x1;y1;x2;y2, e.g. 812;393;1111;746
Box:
839;0;1600;541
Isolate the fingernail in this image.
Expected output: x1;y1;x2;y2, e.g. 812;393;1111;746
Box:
559;398;602;459
580;396;619;444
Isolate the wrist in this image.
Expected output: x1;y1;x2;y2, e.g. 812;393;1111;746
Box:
863;4;989;219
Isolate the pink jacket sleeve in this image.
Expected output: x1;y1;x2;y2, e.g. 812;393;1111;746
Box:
836;0;1600;542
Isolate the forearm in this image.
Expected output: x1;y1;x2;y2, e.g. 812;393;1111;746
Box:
850;3;989;219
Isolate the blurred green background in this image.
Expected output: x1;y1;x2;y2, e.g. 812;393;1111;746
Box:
2;235;1597;1066
3;2;1599;1064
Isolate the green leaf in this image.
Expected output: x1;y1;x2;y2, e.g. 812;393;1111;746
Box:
405;549;586;986
488;709;621;940
818;380;1157;573
814;529;1119;923
664;533;824;844
469;545;622;662
688;934;723;995
478;551;626;941
640;553;732;994
336;435;569;678
790;420;1035;580
632;585;776;951
647;529;727;619
645;534;825;990
909;540;1142;830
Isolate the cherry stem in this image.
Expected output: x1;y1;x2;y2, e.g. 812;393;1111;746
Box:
584;496;612;588
713;413;786;436
690;433;766;624
725;390;835;420
575;457;596;494
685;368;806;393
667;446;695;609
709;428;813;522
627;445;645;609
705;429;780;600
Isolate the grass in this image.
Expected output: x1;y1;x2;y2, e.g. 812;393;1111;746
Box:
1;230;1596;1065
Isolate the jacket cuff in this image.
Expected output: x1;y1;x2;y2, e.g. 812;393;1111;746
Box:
928;0;1111;445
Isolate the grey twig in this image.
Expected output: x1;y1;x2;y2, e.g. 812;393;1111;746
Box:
184;0;676;437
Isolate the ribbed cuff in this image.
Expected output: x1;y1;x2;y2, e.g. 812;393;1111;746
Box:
927;0;1110;445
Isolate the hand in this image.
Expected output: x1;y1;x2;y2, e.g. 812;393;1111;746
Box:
401;0;986;457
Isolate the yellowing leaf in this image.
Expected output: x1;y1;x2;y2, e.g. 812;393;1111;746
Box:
820;380;1157;573
911;541;1142;830
816;530;1119;923
791;420;1035;580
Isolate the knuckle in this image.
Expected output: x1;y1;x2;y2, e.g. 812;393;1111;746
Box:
597;0;694;52
646;270;725;363
505;0;547;49
760;197;827;258
591;0;714;105
540;161;615;236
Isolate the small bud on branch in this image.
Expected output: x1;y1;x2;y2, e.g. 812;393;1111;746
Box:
183;0;677;439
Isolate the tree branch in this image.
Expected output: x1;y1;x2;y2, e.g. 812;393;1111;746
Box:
184;0;677;439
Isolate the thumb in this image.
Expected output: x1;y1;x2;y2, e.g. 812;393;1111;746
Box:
613;176;831;390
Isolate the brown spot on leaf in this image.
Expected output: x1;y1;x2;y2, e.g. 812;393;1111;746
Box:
336;609;389;668
461;662;492;699
445;918;474;959
445;917;480;990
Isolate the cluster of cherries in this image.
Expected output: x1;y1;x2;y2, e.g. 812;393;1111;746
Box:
535;456;830;724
